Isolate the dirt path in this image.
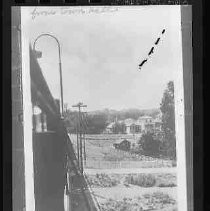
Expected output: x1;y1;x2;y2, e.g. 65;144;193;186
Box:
84;167;177;175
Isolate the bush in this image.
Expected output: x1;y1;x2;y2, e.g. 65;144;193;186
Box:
125;173;177;188
158;182;176;187
87;173;119;188
139;132;161;156
101;198;134;211
156;173;177;187
125;174;156;187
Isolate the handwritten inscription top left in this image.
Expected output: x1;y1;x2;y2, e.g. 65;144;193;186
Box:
30;7;119;20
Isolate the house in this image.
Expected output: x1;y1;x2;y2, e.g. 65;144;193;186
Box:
124;118;136;134
104;122;115;134
136;115;162;134
153;113;162;132
104;114;162;135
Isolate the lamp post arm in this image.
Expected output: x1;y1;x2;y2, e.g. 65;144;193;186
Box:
33;33;64;117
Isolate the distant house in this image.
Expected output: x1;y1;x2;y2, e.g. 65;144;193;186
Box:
104;114;162;135
136;115;153;133
104;122;115;134
124;118;136;134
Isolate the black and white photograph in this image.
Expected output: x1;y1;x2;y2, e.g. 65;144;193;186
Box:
12;5;191;211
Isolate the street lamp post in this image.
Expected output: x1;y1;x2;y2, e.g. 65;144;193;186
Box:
33;33;64;118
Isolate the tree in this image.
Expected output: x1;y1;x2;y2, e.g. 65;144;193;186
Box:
85;114;108;134
64;110;108;134
139;132;160;156
112;122;126;134
160;81;176;159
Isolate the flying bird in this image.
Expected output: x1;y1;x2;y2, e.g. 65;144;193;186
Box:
162;29;165;34
139;59;147;69
155;37;160;45
148;47;154;56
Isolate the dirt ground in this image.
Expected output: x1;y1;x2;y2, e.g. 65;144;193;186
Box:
85;173;177;211
91;186;177;211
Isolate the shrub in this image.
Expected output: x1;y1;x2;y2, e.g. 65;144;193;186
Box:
139;132;161;156
125;174;156;187
87;173;119;188
155;173;177;187
172;159;177;167
101;198;134;211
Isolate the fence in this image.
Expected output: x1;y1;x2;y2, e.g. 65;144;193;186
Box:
85;160;173;169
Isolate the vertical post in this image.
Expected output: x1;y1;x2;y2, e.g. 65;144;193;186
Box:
21;8;36;210
83;133;86;166
82;112;87;167
76;121;80;165
72;102;87;175
58;46;64;117
78;106;83;174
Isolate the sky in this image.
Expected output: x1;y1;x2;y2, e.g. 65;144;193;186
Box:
23;6;182;111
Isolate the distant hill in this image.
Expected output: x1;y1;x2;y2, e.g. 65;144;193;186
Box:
88;108;160;122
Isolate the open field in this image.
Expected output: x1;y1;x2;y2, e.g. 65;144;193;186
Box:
69;133;179;210
69;134;175;169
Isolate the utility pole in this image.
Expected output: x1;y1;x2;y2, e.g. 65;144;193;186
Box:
76;121;80;164
72;102;87;174
81;112;88;167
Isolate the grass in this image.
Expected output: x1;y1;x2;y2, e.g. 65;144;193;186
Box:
70;134;176;168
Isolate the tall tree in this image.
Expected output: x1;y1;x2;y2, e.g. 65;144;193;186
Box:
160;81;176;159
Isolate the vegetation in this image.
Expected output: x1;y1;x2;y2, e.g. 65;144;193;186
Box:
125;174;156;187
160;81;176;160
101;192;177;211
124;173;176;188
87;173;177;188
87;173;120;188
112;122;126;134
64;108;159;134
138;132;161;156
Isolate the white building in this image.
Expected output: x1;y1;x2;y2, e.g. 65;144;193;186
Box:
105;114;162;135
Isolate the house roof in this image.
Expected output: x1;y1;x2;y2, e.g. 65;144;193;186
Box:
138;115;153;120
123;118;136;125
124;118;134;123
153;119;162;123
106;122;115;128
125;122;136;127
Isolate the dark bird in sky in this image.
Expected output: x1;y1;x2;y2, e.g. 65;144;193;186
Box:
139;59;147;69
148;47;154;56
162;29;165;34
155;37;160;45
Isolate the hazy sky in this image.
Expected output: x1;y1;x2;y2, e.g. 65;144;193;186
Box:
23;6;182;111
